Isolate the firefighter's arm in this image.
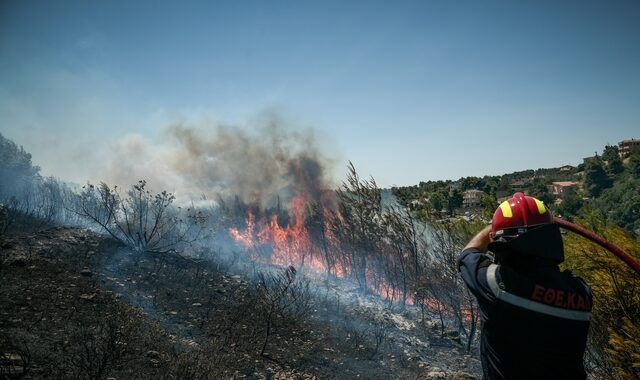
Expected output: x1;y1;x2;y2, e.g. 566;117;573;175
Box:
458;225;497;302
464;225;491;253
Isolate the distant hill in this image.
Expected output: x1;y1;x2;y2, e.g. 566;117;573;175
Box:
391;141;640;238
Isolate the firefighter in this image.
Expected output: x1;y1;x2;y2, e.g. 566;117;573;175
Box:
458;192;592;380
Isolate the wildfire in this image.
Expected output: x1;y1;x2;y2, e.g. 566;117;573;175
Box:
228;195;414;306
229;196;326;271
228;212;256;247
376;281;415;306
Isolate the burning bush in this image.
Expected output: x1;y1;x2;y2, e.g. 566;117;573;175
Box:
226;161;485;354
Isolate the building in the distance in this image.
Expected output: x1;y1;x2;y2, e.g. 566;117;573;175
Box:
618;138;640;157
463;189;485;208
549;181;578;199
509;178;531;192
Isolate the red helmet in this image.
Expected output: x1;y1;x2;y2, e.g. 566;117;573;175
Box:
491;192;553;241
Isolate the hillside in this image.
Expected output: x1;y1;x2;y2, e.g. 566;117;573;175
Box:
2;133;639;379
391;142;640;238
1;216;480;379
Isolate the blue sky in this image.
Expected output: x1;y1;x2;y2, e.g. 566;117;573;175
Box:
1;1;639;189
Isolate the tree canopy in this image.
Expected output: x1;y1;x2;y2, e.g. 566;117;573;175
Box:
0;133;40;199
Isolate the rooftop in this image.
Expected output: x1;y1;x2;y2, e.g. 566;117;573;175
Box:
552;181;577;187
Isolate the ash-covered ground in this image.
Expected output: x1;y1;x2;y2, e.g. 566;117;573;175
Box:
1;220;481;379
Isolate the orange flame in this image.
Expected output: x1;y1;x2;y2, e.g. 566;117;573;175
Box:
228;195;414;305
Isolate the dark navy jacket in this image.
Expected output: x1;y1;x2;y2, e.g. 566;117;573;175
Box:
458;248;592;380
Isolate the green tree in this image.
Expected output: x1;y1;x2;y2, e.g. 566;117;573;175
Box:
0;133;40;199
584;159;613;197
529;177;554;205
480;193;497;220
562;213;640;380
601;144;620;162
593;177;640;237
626;152;640;179
448;189;463;214
459;176;484;191
606;156;625;177
429;191;446;213
601;145;624;177
555;193;583;220
480;176;500;194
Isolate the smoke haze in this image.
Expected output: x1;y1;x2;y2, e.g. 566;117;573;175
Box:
105;115;338;206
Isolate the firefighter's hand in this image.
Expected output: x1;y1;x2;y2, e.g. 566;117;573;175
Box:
464;225;491;253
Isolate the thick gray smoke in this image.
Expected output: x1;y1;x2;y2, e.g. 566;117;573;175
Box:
105;116;337;206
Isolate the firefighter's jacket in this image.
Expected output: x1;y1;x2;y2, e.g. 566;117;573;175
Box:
458;248;592;380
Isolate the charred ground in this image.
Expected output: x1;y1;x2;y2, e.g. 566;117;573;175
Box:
1;217;480;379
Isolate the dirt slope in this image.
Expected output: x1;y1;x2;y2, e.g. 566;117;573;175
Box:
1;223;480;379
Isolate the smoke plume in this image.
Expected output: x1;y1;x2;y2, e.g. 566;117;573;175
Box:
105;115;337;206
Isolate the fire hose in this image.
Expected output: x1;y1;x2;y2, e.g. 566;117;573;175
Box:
554;217;640;276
